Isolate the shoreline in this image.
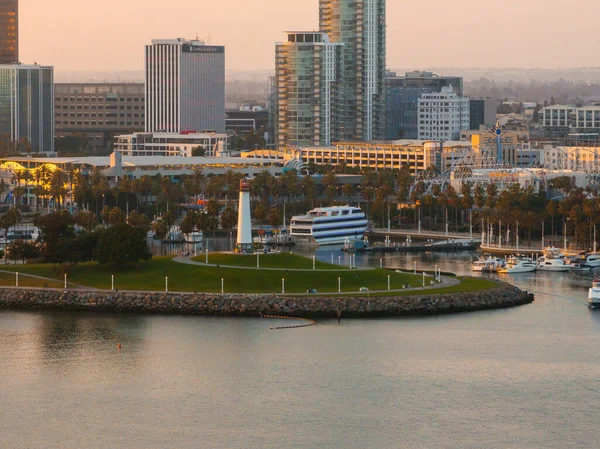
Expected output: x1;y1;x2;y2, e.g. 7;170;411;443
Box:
0;281;534;318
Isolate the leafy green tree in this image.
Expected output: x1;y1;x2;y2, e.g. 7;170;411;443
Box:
152;219;168;240
34;211;75;266
254;202;268;224
101;206;126;226
74;210;97;232
127;211;151;233
268;207;282;228
180;211;199;235
0;208;21;253
7;240;40;263
198;213;218;234
96;224;151;269
220;207;237;232
206;199;220;218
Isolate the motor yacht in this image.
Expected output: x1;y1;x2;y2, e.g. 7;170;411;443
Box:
471;255;505;272
537;255;570;272
498;255;537;274
588;279;600;308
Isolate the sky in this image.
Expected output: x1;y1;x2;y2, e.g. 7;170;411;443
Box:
20;0;600;74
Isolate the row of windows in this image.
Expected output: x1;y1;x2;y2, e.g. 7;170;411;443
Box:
55;97;144;102
56;121;143;126
56;113;141;118
56;105;141;110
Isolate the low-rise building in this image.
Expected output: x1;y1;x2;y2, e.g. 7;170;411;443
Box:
114;132;228;157
54;83;145;151
538;105;600;139
300;140;471;174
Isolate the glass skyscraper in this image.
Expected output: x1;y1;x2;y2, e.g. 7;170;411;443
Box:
0;0;17;64
319;0;386;141
0;64;54;153
275;32;344;148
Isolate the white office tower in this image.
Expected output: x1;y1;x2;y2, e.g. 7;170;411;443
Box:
418;86;470;140
236;179;253;253
145;38;225;134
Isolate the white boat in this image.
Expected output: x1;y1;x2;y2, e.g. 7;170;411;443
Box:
573;252;600;268
184;231;203;243
6;227;39;242
290;206;368;246
163;225;184;243
586;254;600;267
471;255;505;272
498;255;537;274
537;255;570;272
588;279;600;308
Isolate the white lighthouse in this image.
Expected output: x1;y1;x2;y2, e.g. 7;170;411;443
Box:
236;178;253;253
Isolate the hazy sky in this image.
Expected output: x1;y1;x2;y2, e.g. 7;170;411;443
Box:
21;0;600;74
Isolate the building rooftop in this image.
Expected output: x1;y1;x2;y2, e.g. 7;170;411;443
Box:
4;155;284;168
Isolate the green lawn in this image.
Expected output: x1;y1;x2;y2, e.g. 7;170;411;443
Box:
0;271;63;288
0;258;498;296
192;252;348;270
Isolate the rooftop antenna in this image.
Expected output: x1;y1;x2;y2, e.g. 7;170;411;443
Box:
195;31;199;41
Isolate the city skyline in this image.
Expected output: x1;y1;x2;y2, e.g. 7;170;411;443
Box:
19;0;600;73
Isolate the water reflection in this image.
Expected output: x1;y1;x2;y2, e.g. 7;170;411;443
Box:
0;247;598;448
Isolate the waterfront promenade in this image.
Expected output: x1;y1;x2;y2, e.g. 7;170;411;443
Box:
370;227;481;242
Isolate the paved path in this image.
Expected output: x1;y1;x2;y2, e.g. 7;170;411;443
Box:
172;256;375;272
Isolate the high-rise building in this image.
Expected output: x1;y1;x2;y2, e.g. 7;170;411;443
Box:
319;0;386;141
0;64;54;153
145;38;225;134
0;0;17;64
418;86;470;141
386;71;463;139
275;32;344;148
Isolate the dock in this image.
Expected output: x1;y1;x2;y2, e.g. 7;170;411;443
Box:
343;239;478;254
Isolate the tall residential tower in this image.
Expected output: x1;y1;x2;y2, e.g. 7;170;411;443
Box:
319;0;386;141
0;0;18;64
275;32;344;148
145;38;225;134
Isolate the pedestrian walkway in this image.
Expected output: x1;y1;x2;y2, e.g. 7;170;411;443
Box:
172;255;374;272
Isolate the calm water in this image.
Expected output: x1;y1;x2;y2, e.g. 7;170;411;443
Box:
1;250;599;449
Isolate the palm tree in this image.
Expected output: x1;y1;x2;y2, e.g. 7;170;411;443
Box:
90;167;109;217
49;169;68;209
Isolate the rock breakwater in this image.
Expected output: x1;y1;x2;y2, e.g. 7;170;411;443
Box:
0;281;533;317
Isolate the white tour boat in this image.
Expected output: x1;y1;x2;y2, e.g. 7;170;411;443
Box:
498;255;537;274
588;279;600;308
290;206;368;246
